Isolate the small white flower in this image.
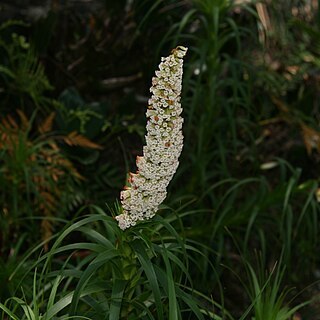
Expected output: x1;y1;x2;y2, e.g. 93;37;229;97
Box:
115;46;188;230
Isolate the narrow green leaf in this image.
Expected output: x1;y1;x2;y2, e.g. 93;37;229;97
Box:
109;279;127;320
133;240;164;320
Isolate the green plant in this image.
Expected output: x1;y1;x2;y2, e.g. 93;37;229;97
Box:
0;22;53;112
0;110;101;252
240;259;309;320
1;208;222;319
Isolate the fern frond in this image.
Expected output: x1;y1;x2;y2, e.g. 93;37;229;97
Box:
64;131;103;149
16;109;30;131
38;112;55;134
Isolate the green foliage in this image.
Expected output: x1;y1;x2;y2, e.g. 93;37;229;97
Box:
238;258;309;320
0;110;83;253
1;209;217;319
0;22;53;112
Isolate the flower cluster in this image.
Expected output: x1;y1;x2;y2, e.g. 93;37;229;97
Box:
116;46;187;230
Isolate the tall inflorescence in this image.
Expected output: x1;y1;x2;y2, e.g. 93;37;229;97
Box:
115;46;187;230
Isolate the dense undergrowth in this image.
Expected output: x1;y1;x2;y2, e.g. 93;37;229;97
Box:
1;0;320;319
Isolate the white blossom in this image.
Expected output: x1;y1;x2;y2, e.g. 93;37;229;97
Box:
115;46;188;230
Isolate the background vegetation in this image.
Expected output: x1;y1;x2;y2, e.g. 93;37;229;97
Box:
0;0;320;319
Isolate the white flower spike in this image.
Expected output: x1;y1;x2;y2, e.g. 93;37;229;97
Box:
116;46;187;230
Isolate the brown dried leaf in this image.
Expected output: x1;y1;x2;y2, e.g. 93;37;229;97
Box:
271;96;290;114
256;3;272;33
40;191;56;205
64;131;103;149
1;117;14;130
301;124;320;155
41;219;53;252
38;112;55;134
286;65;299;75
7;115;18;129
48;141;59;151
16;109;29;131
